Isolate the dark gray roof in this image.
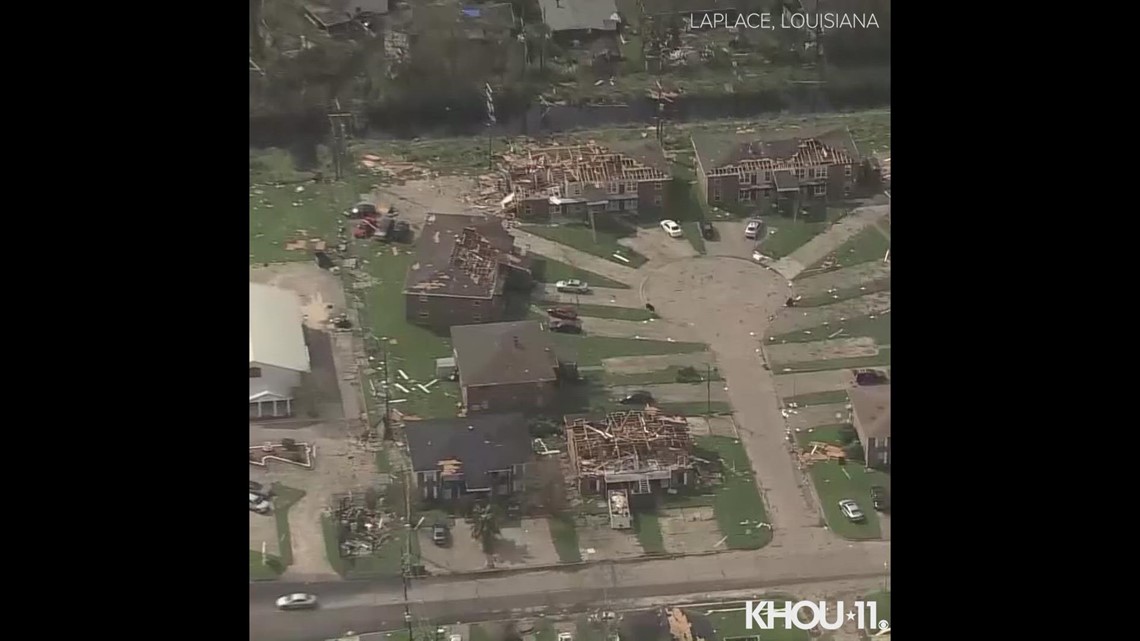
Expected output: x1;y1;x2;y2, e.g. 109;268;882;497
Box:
538;0;621;33
619;608;718;641
404;213;522;299
691;128;861;171
849;384;890;441
452;321;559;386
405;413;532;486
773;169;798;192
306;0;390;26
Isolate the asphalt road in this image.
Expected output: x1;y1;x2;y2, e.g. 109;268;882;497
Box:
250;543;890;641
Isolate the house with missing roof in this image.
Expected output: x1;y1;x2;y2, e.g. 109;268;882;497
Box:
619;607;718;641
403;214;532;332
451;320;560;414
538;0;621;44
249;283;312;419
304;0;390;38
691;129;882;213
406;413;532;501
848;384;890;469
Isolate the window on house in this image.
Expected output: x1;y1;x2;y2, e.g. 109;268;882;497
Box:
607;200;620;211
739;190;752;201
249;367;262;378
653;195;662;205
844;164;852;177
608;182;619;195
795;168;806;180
472;300;481;307
417;311;429;319
815;167;828;180
524;204;533;215
473;313;483;322
844;185;852;197
713;190;722;202
627;199;638;210
654;181;663;191
763;171;772;182
813;184;826;196
419;295;428;303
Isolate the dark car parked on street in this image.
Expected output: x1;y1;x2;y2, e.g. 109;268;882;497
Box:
619;390;655;406
431;523;450;546
700;221;715;240
870;486;890;512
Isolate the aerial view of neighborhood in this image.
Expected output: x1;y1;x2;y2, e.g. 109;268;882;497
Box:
249;1;890;641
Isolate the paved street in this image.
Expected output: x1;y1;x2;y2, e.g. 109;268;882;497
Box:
251;541;889;641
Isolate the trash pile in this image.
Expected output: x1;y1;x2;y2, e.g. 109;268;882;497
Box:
333;491;400;558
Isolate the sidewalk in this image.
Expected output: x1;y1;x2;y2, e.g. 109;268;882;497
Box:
513;229;641;286
770;206;890;280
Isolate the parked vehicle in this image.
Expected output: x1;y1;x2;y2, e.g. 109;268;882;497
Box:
314;251;335;270
660;219;683;238
870;486;890;512
275;593;318;611
700;221;715;240
431;523;450;546
619;390;655;406
745;219;763;239
548;318;583;334
546;306;579;320
346;202;377;219
555;279;590;294
249;480;263;492
838;499;865;522
392;220;411;243
853;369;889;386
249;492;272;515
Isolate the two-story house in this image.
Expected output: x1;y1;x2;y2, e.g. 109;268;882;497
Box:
849;384;890;469
692;128;881;212
500;143;671;222
451;320;560;414
403;214;532;332
406;413;532;502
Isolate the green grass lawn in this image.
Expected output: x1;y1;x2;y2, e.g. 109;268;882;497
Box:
520;224;648;267
794;424;855;450
271;484;306;566
249;549;285;580
633;511;666;554
808;462;889;540
535;620;557;641
757;209;847;259
550;335;707;367
704;601;810;641
361;249;462;419
549;514;582;562
801;225;891;275
783;390;850;407
376;448;391;473
865;590;891;630
771;347;891;374
656;401;734;416
249;148;363;264
530;254;631;290
768;314;891;346
603;365;722;386
550;303;656;321
575;618;609;641
796;277;891;307
321;513;410;578
469;624;496;641
685;221;708;254
696;436;772;550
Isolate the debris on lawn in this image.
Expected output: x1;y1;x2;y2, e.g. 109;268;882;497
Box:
331;490;400;558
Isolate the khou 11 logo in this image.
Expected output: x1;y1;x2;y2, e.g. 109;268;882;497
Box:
744;600;889;632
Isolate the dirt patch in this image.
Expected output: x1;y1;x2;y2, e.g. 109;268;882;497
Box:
619;228;698;262
602;352;716;374
705;415;738;437
768;292;892;335
250;263;348;330
576;513;645;561
766;337;879;363
583;317;702;342
610;383;730;404
794;262;892;298
772;370;854;397
658;506;722;554
785;404;852;431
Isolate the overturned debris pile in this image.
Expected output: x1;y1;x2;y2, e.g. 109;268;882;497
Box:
565;410;696;496
330;490;400;558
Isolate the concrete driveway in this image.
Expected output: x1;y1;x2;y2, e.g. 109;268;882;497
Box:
535;284;645;309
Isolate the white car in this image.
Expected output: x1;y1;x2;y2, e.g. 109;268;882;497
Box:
557;634;573;641
751;248;769;264
249;492;271;514
660;219;683;238
838;499;865;522
745;219;763;239
555;279;590;294
275;593;318;610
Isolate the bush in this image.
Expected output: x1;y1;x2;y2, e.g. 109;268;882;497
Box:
676;366;703;383
281;438;297;450
844;441;865;463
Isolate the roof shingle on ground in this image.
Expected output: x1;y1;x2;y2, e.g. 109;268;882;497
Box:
405;413;532;488
848;384;890;441
691;128;861;171
451;320;559;386
404;213;521;298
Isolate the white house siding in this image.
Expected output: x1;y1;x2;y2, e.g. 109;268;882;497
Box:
249;362;303;418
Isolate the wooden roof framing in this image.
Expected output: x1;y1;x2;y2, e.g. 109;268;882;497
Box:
564;410;694;479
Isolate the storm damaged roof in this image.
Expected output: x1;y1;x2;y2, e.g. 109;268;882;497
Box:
692;128;862;171
403;213;526;298
405;413;532;488
451;320;559;386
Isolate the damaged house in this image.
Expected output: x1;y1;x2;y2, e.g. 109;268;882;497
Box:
304;0;390;37
404;214;532;331
619;607;718;641
498;143;671;222
848;384;890;469
451;320;561;413
691;128;882;212
565;410;696;526
406;413;532;501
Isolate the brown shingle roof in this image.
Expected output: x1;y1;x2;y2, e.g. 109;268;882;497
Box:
849;385;890;443
451;321;559;387
692;128;862;171
404;213;523;299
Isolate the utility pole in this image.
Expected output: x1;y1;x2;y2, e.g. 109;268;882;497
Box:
381;341;391;437
588;208;597;243
401;468;414;640
328;106;354;181
485;83;496;170
706;364;711;415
